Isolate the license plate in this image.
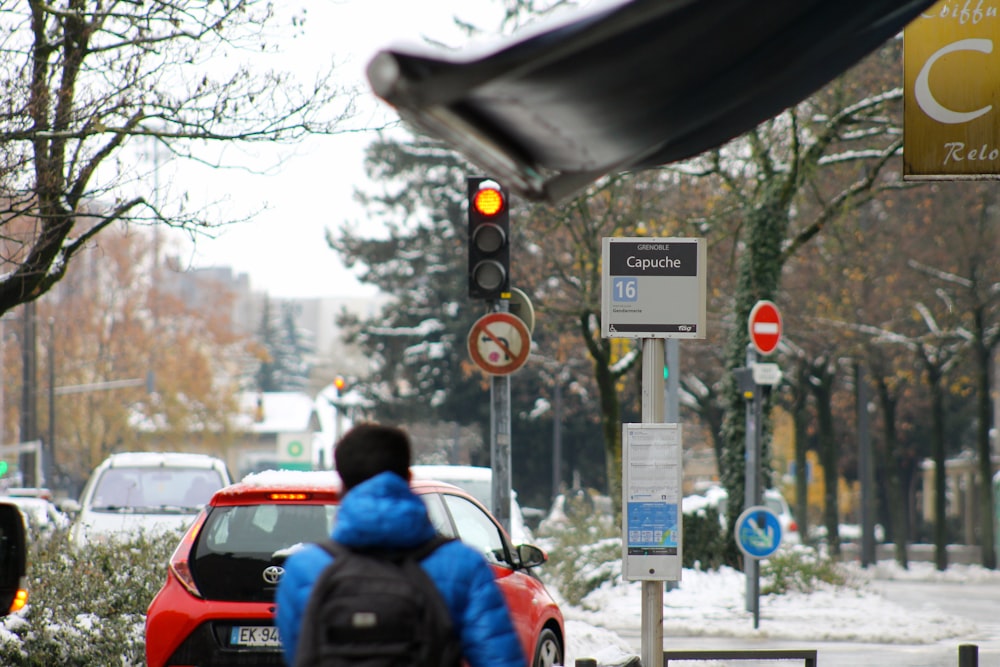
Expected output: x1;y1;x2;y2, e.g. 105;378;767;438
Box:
230;625;282;648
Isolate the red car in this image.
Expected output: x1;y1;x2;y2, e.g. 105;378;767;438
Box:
145;470;564;667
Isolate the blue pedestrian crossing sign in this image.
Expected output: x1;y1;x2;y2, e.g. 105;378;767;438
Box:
735;506;783;559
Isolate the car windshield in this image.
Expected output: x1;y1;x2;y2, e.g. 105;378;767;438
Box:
92;467;226;511
199;503;338;555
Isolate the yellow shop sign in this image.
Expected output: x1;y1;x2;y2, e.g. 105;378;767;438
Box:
904;0;1000;178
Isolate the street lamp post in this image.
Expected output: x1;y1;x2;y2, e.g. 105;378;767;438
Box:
46;318;55;488
19;302;38;487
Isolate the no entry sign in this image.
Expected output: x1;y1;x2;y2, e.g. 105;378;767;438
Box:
748;300;782;355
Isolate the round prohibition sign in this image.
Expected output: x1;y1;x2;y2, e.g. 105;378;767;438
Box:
468;312;531;375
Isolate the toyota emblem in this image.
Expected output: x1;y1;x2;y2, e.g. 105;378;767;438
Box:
262;565;284;584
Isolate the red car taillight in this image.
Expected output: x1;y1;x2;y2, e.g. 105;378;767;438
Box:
169;512;207;598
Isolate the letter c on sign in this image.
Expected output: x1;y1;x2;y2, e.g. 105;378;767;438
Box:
915;38;993;124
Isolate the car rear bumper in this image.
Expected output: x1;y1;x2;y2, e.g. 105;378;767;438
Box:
146;583;281;667
157;620;284;667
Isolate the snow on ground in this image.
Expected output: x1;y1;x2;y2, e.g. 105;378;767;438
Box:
558;559;1000;665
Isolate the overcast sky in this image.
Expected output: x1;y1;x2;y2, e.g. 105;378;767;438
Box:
163;0;508;300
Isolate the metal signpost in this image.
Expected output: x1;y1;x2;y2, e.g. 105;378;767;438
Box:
466;308;532;535
601;236;706;667
737;300;783;627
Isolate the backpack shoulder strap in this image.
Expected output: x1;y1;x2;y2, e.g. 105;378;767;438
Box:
315;538;347;559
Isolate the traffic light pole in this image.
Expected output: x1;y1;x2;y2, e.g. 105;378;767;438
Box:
490;299;513;536
467;177;514;536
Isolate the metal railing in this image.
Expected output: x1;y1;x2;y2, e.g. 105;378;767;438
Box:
662;649;817;666
576;643;982;666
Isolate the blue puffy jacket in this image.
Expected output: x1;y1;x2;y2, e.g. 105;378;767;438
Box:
275;471;527;667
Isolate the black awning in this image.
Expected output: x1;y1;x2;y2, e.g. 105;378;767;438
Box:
367;0;937;202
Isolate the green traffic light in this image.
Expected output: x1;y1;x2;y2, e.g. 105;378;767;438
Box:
0;461;7;476
663;365;669;380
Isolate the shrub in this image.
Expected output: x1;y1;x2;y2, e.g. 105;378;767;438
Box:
536;493;622;605
760;545;852;595
681;505;728;571
0;527;179;667
537;492;740;605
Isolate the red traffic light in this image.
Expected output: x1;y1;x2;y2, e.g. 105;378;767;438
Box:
472;186;505;217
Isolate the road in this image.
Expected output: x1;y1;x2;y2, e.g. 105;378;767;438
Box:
614;577;1000;667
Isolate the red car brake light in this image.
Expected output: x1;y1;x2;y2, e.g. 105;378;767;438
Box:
269;492;310;501
169;512;207;598
211;488;339;506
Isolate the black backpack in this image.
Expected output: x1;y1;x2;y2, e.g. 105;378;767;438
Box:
293;535;462;667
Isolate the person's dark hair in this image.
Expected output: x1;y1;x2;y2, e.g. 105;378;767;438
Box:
334;423;411;491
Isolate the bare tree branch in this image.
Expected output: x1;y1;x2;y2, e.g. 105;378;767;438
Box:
0;0;358;313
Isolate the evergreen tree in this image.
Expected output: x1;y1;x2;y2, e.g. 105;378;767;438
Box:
254;299;279;393
254;300;313;393
329;134;607;502
273;302;314;392
330;136;491;428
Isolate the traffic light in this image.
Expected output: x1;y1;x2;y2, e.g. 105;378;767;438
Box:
468;177;510;300
333;376;346;395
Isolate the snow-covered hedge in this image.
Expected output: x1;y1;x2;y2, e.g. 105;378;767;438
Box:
0;527;178;666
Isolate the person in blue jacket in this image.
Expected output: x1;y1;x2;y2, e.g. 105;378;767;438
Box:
275;422;527;667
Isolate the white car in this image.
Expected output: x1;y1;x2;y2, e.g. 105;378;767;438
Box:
409;464;532;545
762;488;801;546
70;452;231;547
0;495;69;538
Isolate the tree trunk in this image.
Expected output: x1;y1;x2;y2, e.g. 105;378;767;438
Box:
811;361;840;557
926;361;948;572
972;322;997;569
719;195;790;566
583;314;623;514
791;361;811;544
873;372;908;569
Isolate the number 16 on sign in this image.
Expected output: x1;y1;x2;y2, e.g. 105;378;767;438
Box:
613;277;639;302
